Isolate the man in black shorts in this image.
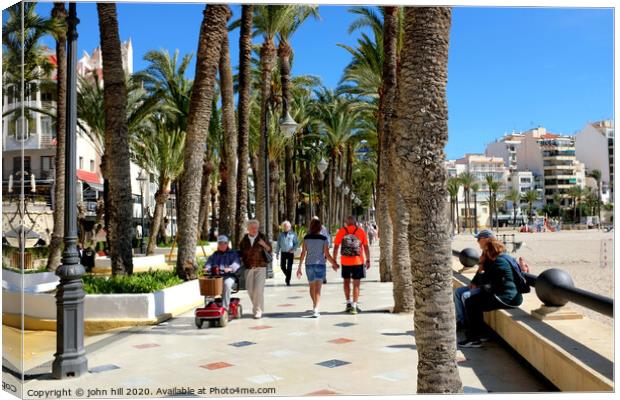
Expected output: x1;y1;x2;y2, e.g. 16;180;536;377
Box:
333;216;370;314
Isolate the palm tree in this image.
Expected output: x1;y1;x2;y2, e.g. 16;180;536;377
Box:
234;4;254;246
567;186;584;223
506;188;521;227
522;189;540;220
277;6;319;224
587;169;602;227
131;114;185;255
471;182;480;232
251;5;294;237
218;31;237;242
458;172;476;233
46;3;67;271
391;7;461;392
447;177;461;234
97;3;134;275
176;5;231;280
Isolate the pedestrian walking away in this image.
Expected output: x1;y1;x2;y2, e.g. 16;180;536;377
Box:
333;216;370;314
276;220;299;286
239;220;272;319
296;219;338;317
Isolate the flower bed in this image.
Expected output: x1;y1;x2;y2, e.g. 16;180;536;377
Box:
82;270;183;294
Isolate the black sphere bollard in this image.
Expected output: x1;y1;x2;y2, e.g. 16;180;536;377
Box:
459;248;481;268
535;268;575;307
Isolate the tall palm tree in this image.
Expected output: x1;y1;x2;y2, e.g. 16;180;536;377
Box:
506;188;521;227
522;189;540;220
458;172;476;233
234;4;254;246
131;114;185;255
251;5;294;237
46;3;67;271
489;180;502;228
587;169;602;226
218;31;237;242
447;177;461;234
471;182;480;232
97;3;134;275
484;175;495;228
176;5;231;280
391;7;461;392
567;186;584;223
277;6;319;224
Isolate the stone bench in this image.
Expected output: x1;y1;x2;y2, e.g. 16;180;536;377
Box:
452;260;613;392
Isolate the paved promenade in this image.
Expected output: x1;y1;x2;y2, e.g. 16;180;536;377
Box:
7;243;552;397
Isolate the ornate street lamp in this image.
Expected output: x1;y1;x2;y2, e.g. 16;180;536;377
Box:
52;2;88;379
317;157;328;174
136;170;148;254
343;185;350;195
335;176;343;188
279;100;298;138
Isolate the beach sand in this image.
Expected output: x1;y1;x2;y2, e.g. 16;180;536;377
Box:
451;229;614;326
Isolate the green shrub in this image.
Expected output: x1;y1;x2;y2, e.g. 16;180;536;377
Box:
82;269;184;294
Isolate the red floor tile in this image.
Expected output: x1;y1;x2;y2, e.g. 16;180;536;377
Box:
306;389;339;396
201;362;234;370
277;303;295;307
133;343;160;349
250;325;273;330
328;338;354;344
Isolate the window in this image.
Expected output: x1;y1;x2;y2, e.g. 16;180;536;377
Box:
41;117;52;134
13;156;31;175
520;177;531;183
41;91;53;102
79;157;84;169
41;156;54;172
90;160;95;172
15;115;35;141
6;86;15;104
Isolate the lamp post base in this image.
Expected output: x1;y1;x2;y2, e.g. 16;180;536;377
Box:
51;351;88;379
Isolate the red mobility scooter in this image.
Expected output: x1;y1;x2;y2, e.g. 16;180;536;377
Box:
195;267;243;328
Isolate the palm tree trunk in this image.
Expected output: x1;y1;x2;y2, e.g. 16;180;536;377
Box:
47;2;67;271
198;160;213;240
146;190;168;255
219;31;237;242
176;5;230;280
257;39;277;235
234;4;253;246
455;195;460;234
383;5;403;294
393;7;461;393
97;3;134;275
279;41;296;224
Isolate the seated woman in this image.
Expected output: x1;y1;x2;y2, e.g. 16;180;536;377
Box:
203;235;241;311
459;237;524;348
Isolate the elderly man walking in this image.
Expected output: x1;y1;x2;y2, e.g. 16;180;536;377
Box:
276;220;298;286
239;220;272;319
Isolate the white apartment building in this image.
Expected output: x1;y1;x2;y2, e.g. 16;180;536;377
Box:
2;39;158;242
485;133;525;172
575;120;614;203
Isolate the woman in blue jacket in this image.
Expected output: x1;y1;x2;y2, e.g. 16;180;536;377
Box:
204;235;241;311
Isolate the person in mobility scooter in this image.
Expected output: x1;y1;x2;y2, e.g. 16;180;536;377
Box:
195;235;243;328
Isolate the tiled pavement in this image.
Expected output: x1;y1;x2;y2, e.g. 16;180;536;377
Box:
16;243;552;397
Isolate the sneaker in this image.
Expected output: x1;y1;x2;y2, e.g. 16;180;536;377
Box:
350;307;358;315
355;305;362;313
345;303;353;313
479;336;490;342
254;311;262;319
312;310;320;318
458;339;482;348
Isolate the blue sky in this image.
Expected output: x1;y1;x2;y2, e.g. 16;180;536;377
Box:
28;3;614;160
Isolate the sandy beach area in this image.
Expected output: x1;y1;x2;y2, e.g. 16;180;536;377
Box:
451;229;615;326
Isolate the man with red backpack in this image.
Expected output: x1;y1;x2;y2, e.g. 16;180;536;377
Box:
333;216;371;314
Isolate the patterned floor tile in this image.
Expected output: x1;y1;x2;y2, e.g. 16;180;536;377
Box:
373;371;411;382
229;341;256;347
328;338;354;344
89;364;120;374
287;296;303;299
246;374;283;384
316;359;351;368
277;303;295;307
133;343;160;349
201;362;234;370
334;322;356;327
250;325;273;330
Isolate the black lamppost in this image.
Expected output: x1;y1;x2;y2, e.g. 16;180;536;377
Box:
263;99;298;278
52;3;88;379
136;170;147;254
